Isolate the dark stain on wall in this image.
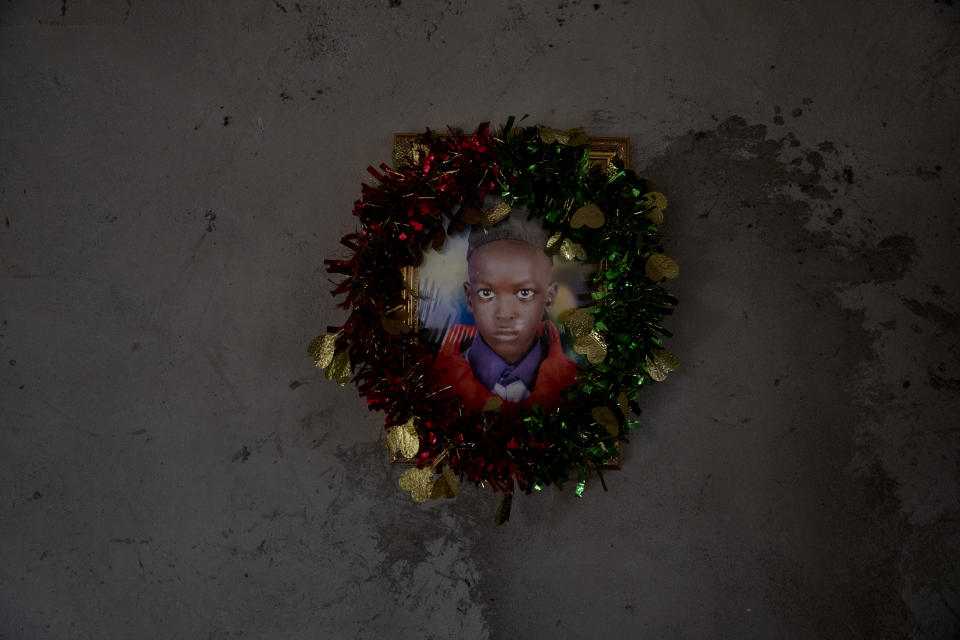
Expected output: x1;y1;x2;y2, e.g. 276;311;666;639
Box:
622;115;955;638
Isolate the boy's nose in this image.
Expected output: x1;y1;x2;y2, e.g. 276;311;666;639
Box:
495;298;517;319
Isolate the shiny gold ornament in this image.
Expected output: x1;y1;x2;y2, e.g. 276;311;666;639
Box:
574;331;607;364
398;467;434;503
561;307;595;337
538;126;589;146
559;238;588;261
481;396;503;413
592;406;619;437
482;202;511;227
570;204;605;229
645;253;679;281
308;332;340;369
325;351;352;385
386;417;420;459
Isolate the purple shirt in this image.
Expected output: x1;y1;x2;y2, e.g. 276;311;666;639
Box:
465;333;544;400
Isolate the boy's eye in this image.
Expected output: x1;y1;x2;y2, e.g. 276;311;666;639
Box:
517;289;535;300
477;289;495;300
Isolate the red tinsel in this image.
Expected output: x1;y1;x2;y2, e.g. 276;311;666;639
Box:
326;123;526;493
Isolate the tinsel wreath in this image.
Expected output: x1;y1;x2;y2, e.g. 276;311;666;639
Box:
310;118;678;523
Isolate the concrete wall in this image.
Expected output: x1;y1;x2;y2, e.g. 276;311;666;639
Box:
1;1;958;638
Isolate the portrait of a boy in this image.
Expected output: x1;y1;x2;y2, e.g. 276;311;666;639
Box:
432;208;579;413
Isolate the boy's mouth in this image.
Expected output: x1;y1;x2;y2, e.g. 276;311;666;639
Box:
492;328;520;339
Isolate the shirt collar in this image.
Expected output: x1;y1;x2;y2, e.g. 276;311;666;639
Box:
466;332;543;393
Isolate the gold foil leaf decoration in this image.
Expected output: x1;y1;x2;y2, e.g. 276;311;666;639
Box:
481;396;503;413
430;465;459;500
640;192;668;210
482;202;512;228
380;307;410;335
570;204;605;229
645;253;679;281
559;238;588;261
653;349;680;372
380;314;410;335
645;357;669;382
324;350;352;385
592;406;619;437
538;126;589;146
386;417;419;459
430;476;453;500
308;332;339;369
645;350;678;382
567;129;590;146
442;463;459;495
398;467;434;503
538;127;559;144
546;231;564;252
561;307;595;337
574;331;607;364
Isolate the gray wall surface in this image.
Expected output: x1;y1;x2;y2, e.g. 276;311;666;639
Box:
1;1;958;638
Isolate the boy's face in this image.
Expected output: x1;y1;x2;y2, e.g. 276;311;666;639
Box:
464;239;557;365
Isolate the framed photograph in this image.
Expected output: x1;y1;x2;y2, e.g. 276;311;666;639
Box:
394;134;629;469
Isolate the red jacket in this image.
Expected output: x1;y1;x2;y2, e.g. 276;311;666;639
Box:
434;321;579;415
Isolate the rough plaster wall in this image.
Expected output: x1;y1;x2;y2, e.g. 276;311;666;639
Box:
1;0;958;638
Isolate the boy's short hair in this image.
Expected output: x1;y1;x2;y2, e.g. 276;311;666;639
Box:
466;203;550;261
